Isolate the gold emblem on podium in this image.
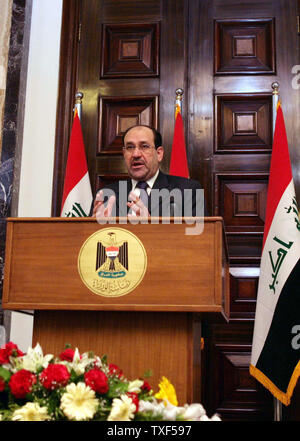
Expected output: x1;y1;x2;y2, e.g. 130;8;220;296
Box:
78;227;147;297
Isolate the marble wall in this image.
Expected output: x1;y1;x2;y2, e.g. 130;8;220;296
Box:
0;0;28;329
0;0;13;156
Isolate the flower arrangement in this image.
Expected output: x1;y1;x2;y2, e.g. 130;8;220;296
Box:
0;342;220;421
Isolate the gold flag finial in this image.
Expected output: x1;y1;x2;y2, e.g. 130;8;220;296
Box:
175;88;183;119
271;82;279;96
74;92;84;119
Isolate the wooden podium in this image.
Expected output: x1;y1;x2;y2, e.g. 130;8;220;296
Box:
2;217;229;404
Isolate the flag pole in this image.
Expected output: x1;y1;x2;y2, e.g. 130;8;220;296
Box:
74;91;83;120
274;396;282;421
271;81;282;422
272;82;279;133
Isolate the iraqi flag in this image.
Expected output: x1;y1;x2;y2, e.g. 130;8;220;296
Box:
250;102;300;406
169;109;189;178
61;109;93;217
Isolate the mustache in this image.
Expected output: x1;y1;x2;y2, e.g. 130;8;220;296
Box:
131;159;145;166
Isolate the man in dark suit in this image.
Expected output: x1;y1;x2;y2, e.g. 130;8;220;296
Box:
92;125;204;219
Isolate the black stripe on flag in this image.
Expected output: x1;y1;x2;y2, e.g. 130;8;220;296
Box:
256;258;300;392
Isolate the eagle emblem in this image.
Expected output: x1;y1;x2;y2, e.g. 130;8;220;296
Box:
78;227;147;298
96;232;128;279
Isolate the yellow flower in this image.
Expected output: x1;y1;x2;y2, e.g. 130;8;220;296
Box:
12;402;50;421
60;382;98;421
107;394;136;421
154;376;178;406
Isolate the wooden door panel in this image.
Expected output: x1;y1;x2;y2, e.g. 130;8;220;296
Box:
215;173;268;232
230;267;259;320
77;0;187;190
215;94;273;153
98;95;158;154
202;323;273;421
214;18;276;75
101;23;160;78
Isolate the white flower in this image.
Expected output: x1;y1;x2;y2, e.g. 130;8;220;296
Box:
198;413;221;421
93;355;103;369
60;382;98;421
210;414;221;421
199;414;211;421
12;343;53;373
162;400;186;421
139;399;211;422
12;402;50;421
138;398;166;416
107;394;136;421
62;349;98;375
180;403;206;420
127;379;144;393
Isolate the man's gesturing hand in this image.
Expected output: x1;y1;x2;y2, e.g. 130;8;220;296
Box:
93;190;116;219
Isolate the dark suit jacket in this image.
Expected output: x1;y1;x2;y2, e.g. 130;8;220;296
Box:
94;170;206;217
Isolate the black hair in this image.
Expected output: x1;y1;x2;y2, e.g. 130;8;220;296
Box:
122;125;162;149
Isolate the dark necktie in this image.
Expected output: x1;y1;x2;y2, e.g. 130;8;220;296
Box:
136;181;149;211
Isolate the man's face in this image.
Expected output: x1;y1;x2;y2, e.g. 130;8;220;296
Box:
123;126;164;181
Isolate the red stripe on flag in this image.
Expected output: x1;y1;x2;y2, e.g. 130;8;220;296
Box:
263;103;293;249
61;111;89;210
169;112;189;178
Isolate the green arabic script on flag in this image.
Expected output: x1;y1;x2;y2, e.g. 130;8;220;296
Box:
64;202;89;217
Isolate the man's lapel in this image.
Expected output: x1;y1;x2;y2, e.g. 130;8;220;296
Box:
149;171;170;214
114;178;132;216
152;170;169;190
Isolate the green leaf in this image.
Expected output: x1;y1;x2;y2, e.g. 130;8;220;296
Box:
142;369;153;379
134;411;164;421
0;367;11;382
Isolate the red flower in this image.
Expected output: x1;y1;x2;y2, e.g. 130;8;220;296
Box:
108;363;123;378
127;392;139;413
59;348;76;362
39;364;70;390
84;368;109;394
0;377;5;392
141;379;151;392
9;369;36;399
0;342;24;365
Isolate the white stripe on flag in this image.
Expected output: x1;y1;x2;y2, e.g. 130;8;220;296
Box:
61;172;93;217
251;179;300;366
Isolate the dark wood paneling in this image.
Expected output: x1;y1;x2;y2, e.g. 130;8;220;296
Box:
226;233;263;265
202;323;273;421
98;95;158;155
101;23;160;78
76;0;164;194
101;0;162;22
215;94;273;153
188;0;214;215
215;173;268;233
159;0;188;173
52;0;81;216
96;174;128;191
214;19;276;75
230;267;259;319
